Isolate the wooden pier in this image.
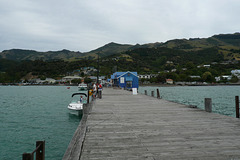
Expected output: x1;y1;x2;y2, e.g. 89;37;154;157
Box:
65;88;240;160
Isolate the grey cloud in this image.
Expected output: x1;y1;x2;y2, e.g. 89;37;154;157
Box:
0;0;240;52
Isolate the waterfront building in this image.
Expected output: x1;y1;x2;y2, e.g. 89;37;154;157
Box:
35;78;56;84
166;79;173;84
138;74;157;79
62;76;82;83
111;71;138;89
231;69;240;77
89;76;106;84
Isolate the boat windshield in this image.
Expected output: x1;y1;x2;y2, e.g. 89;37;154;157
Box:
71;96;87;104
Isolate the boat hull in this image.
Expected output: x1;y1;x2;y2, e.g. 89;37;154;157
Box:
68;109;82;116
67;101;83;115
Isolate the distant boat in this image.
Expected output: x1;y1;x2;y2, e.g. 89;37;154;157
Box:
78;83;88;91
67;93;87;114
67;87;70;89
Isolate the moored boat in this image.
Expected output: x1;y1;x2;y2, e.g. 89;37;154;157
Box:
78;83;88;91
67;93;87;114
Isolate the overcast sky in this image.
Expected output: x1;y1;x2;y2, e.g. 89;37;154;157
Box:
0;0;239;52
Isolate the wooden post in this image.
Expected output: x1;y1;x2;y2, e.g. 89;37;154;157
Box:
36;141;45;160
87;90;90;104
157;89;160;99
151;91;154;97
145;90;147;95
236;96;239;118
99;90;102;99
22;153;33;160
205;98;212;112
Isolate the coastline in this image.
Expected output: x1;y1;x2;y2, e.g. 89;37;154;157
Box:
140;83;240;87
1;82;240;87
0;83;78;86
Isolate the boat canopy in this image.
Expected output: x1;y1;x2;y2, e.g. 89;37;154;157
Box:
72;93;88;97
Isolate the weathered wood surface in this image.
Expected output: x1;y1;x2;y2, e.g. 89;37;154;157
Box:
80;88;240;160
63;103;93;160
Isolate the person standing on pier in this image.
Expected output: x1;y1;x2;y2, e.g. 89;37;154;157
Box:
98;83;102;99
93;83;97;98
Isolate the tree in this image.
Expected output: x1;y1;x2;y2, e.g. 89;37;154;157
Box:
230;75;239;83
40;75;46;80
150;77;157;83
202;72;215;82
186;62;195;70
140;78;147;83
71;79;82;84
84;77;92;84
179;74;188;81
156;73;167;83
81;72;85;77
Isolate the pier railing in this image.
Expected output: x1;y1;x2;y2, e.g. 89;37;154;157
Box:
22;141;45;160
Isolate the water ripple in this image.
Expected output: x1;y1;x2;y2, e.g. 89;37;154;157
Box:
139;86;240;117
0;86;81;160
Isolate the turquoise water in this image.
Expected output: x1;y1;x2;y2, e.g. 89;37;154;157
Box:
139;86;240;117
0;86;85;160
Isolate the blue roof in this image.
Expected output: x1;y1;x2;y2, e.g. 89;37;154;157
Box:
111;71;137;79
111;72;125;79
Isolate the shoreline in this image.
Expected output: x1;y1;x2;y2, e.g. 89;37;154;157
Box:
1;82;240;87
140;83;240;87
0;83;78;86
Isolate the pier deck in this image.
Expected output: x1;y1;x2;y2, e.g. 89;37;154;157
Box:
80;88;240;160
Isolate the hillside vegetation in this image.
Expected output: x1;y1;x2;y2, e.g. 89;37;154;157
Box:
1;33;240;83
1;33;240;61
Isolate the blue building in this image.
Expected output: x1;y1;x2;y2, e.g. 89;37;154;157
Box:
111;71;138;89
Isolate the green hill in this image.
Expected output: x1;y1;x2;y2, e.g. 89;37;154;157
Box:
0;49;83;61
1;33;240;61
160;33;240;60
84;42;134;58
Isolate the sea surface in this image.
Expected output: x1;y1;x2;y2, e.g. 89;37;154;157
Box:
139;85;240;117
1;86;239;159
0;86;86;160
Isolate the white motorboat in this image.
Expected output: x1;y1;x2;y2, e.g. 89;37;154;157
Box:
78;83;88;91
68;101;83;111
67;93;87;114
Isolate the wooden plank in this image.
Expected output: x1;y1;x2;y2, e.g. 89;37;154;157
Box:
79;88;240;160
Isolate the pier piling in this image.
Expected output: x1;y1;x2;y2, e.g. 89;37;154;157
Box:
36;141;45;160
22;153;32;160
22;141;45;160
236;96;239;118
151;91;154;97
204;98;212;112
157;89;160;99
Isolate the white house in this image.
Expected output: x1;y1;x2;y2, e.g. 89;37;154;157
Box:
215;75;232;82
138;75;151;79
203;65;211;68
62;76;82;82
190;76;201;79
138;74;157;79
222;75;232;80
166;79;173;84
231;70;240;77
36;78;56;84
